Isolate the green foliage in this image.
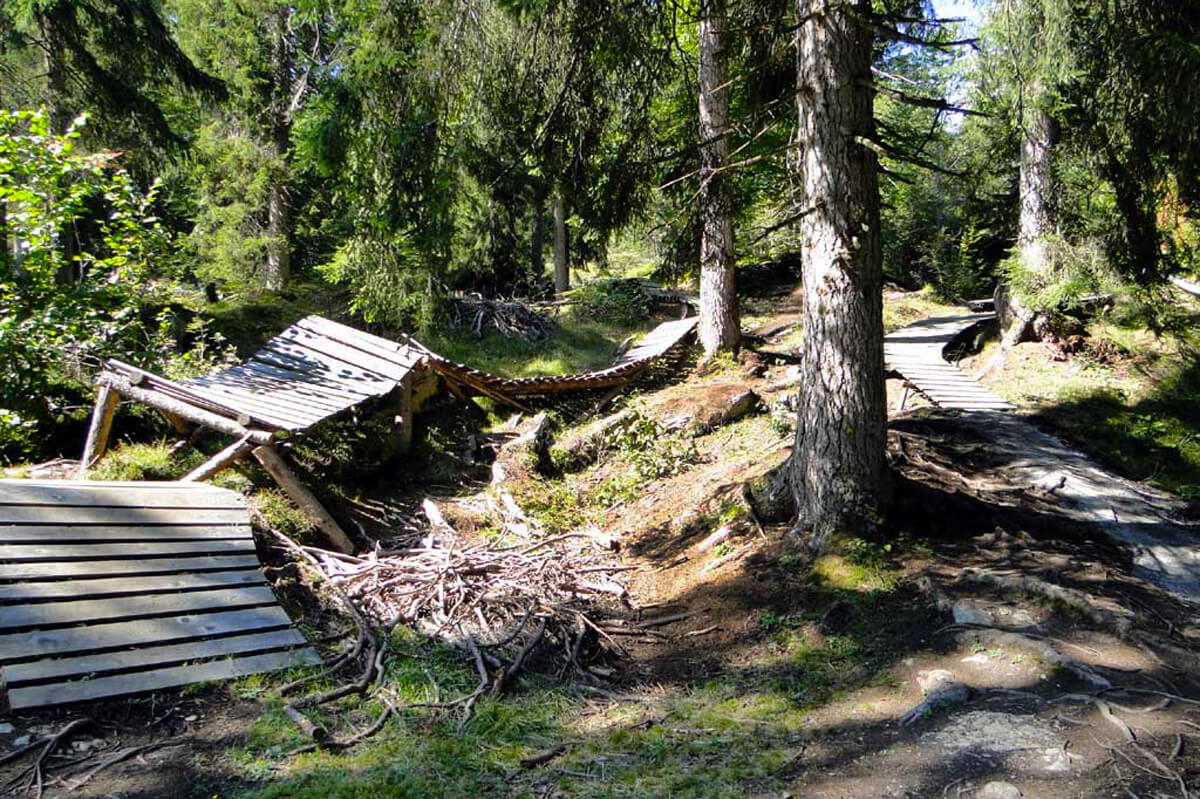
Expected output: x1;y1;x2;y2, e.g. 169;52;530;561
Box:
1000;235;1121;314
0;110;180;462
87;442;204;482
570;279;651;325
611;411;700;481
253;489;319;542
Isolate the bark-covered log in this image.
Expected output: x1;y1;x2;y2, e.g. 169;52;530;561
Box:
788;0;887;552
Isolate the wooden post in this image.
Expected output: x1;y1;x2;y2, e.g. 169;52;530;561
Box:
78;385;120;477
182;435;255;483
394;377;413;454
252;444;354;554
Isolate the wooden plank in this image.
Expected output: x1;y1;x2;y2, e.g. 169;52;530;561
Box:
2;628;309;684
0;524;252;542
188;370;348;416
276;326;413;382
250;348;387;393
170;382;313;430
0;554;262;581
0;506;248;526
259;341;395;391
297;316;423;368
218;364;362;409
0;482;245;509
0;585;279;630
0;605;296;662
8;648;322;709
0;569;264;602
0;539;256;561
244;356;378;400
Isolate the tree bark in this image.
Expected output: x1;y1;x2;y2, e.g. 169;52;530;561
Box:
788;0;886;554
552;191;569;293
996;102;1058;340
532;192;546;281
264;5;294;292
697;0;739;355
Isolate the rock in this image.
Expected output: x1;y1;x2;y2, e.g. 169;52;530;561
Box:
917;669;956;694
0;723;13;734
13;735;31;746
922;711;1068;776
900;681;970;726
976;782;1022;799
491;412;552;483
952;600;994;626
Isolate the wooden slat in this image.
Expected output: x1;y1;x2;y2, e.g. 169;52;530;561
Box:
260;341;395;390
0;605;296;662
0;524;252;543
187;368;348;415
218;364;363;409
0;482;245;509
0;506;248;526
2;628;310;684
0;539;256;561
276;326;413;382
0;569;264;602
2;623;312;681
0;554;262;581
297;316;423;369
170;381;313;430
7;648;322;709
0;585;279;630
244;356;378;399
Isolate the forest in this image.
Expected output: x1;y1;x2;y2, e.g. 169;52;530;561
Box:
1;0;1200;797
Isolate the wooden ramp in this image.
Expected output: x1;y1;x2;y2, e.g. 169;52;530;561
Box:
884;314;1015;412
106;315;425;433
0;480;320;712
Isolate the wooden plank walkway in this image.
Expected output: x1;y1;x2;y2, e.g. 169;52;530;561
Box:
0;480;320;712
884;314;1015;412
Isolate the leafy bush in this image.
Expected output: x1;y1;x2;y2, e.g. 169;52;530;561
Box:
612;412;699;480
572;280;650;325
1000;235;1122;314
0;110;180;462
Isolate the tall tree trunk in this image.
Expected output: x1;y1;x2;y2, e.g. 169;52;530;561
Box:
532;192;546;281
697;0;739;354
788;0;886;553
995;102;1058;344
553;191;569;293
264;5;294;292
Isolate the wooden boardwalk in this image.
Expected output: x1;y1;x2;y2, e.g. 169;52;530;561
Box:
0;480;319;712
884;314;1015;412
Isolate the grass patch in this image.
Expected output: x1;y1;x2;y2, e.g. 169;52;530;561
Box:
86;441;205;481
425;306;659;379
882;286;963;333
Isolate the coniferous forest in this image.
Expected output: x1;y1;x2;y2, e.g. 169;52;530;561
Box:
2;2;1200;797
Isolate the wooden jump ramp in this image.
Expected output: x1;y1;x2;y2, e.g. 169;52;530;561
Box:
0;480;320;712
79;314;699;553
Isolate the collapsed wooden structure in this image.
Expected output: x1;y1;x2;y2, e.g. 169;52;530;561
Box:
0;480;320;712
80;315;699;553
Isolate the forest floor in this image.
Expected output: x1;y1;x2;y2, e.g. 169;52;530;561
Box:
2;285;1200;799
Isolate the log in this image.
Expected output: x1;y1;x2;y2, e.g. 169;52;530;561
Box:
252;445;354;554
98;374;273;445
394;376;413;454
182;435;255;482
78;385;120;477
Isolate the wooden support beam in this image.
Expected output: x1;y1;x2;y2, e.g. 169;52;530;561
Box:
78;385;120;477
182;435;255;483
394;377;413;454
251;445;354;554
98;374;273;445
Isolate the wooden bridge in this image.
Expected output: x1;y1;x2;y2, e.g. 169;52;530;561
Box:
885;313;1015;412
80;314;700;552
